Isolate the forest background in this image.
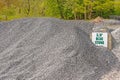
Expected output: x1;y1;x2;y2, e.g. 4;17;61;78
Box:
0;0;120;21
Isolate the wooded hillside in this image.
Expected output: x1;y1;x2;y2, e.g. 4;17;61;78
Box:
0;0;120;20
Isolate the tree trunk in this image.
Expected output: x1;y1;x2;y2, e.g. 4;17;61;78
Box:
4;15;8;21
84;6;87;20
27;0;30;15
74;12;77;20
56;0;64;19
19;8;21;14
88;5;92;19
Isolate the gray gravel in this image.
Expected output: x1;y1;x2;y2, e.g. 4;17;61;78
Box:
65;20;94;35
112;28;120;62
103;19;120;25
0;18;118;80
112;28;120;45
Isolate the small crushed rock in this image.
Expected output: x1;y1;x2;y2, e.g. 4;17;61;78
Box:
0;18;119;80
112;28;120;45
101;27;120;80
112;27;120;62
103;19;120;25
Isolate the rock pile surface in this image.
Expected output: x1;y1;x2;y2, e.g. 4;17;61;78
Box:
0;18;119;80
101;27;120;80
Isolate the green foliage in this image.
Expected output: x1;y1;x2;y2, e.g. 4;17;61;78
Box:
114;1;120;15
0;0;120;21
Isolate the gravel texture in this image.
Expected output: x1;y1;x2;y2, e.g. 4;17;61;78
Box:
103;19;120;25
101;27;120;80
112;28;120;45
0;18;119;80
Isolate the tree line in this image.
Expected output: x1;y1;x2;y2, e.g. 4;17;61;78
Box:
0;0;120;21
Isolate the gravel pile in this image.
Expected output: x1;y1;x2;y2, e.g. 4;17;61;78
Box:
112;28;120;61
112;28;120;45
101;27;120;80
0;18;118;80
103;19;120;25
65;20;94;35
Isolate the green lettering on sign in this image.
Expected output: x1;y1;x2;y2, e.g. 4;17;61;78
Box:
92;32;108;47
95;33;104;45
96;33;103;37
95;41;104;44
96;37;103;40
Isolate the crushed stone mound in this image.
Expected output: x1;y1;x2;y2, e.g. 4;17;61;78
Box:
104;19;120;25
111;28;120;54
65;20;94;35
0;18;118;80
112;28;120;45
112;28;120;61
101;27;120;80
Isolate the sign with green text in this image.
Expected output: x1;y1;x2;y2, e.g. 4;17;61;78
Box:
92;32;108;47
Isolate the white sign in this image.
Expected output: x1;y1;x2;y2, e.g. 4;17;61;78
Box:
92;32;108;47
